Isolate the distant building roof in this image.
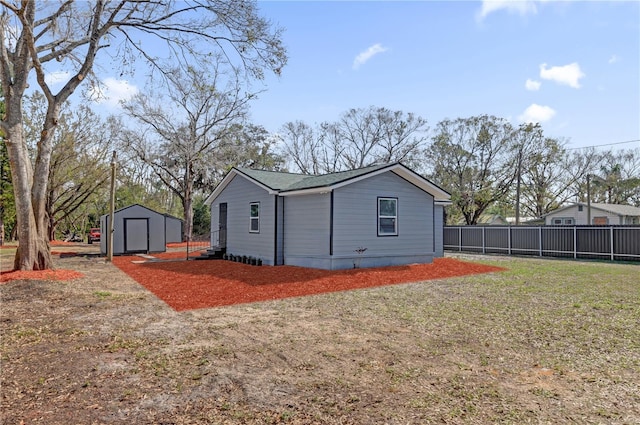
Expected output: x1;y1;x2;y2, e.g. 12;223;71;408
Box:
541;202;640;218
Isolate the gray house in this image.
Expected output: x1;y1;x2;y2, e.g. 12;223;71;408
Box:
100;204;183;255
205;163;451;270
542;202;640;225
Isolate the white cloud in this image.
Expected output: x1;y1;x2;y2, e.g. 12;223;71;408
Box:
90;77;138;108
477;0;539;21
539;62;585;88
352;43;388;70
518;103;556;123
45;71;71;86
525;78;541;91
608;54;619;64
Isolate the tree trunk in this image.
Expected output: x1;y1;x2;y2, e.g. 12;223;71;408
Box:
182;178;194;242
4;114;54;270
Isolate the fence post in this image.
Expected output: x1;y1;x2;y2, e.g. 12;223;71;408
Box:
482;226;486;254
573;226;577;259
610;226;614;261
508;226;512;256
458;227;462;252
538;226;542;257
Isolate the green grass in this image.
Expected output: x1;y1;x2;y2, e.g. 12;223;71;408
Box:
2;254;639;424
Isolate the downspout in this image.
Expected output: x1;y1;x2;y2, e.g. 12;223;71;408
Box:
432;201;435;254
273;195;278;265
329;191;334;256
282;197;285;265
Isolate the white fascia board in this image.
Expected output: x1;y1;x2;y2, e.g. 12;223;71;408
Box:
278;187;331;197
391;167;451;202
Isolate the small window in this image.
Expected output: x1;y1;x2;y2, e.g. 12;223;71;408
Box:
249;202;260;233
553;217;574;225
378;198;397;236
578;205;583;212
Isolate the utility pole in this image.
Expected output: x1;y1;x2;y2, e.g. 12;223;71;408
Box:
586;173;591;225
515;146;523;226
107;151;117;261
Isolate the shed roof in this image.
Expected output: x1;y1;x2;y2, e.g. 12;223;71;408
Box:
206;163;451;204
99;203;166;219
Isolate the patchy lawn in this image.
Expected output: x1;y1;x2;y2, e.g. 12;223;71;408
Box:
1;254;639;424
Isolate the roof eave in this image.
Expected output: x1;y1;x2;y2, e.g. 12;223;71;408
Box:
279;163;452;202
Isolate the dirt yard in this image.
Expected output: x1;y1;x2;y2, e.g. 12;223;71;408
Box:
1;247;639;424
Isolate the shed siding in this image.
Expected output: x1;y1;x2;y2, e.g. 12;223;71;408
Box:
283;192;331;267
165;216;183;243
210;175;275;265
100;204;166;255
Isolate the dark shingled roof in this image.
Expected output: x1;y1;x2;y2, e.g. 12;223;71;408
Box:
236;163;391;192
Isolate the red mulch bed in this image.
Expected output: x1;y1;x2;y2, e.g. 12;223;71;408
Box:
112;255;505;311
0;269;84;283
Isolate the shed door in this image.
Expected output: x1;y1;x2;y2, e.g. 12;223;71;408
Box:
124;218;149;253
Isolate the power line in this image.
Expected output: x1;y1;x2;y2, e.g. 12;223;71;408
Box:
567;139;640;150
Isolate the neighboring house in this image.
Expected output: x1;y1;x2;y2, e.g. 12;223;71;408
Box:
542;202;640;225
100;204;183;255
205;163;451;270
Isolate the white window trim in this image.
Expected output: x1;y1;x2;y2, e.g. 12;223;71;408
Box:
378;197;398;236
552;217;574;225
249;202;260;233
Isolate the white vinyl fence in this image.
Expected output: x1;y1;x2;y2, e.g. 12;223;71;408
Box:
444;225;640;262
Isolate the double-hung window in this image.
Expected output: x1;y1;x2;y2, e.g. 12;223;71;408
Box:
249;202;260;233
378;197;397;236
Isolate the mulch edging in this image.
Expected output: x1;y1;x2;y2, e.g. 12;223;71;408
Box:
113;256;505;311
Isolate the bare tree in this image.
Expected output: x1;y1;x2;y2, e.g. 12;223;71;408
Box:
122;63;255;240
23;92;116;240
279;121;324;174
519;140;598;218
0;1;286;270
589;149;640;206
336;106;429;171
212;122;285;181
427;115;516;225
279;106;429;175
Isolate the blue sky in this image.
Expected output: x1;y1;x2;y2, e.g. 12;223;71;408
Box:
75;0;639;151
247;0;640;151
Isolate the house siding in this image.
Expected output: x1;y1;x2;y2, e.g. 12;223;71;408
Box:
210;175;276;265
283;193;331;268
329;171;434;269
